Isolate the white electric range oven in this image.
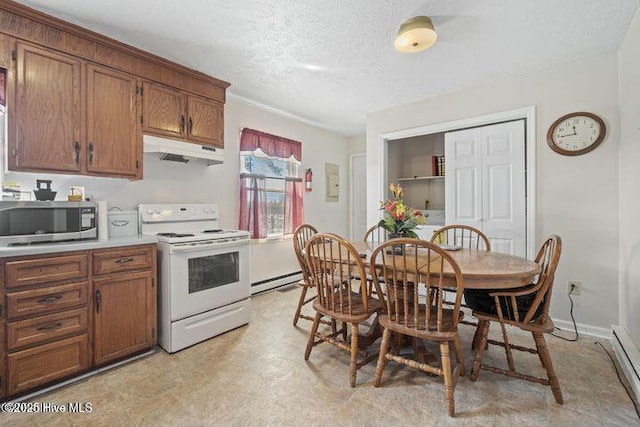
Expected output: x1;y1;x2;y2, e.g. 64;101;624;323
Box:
139;203;251;353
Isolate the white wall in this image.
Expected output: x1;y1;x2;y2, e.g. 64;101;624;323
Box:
347;134;366;154
366;54;621;330
618;10;640;349
3;98;350;285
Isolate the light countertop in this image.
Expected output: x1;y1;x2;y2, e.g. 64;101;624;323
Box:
0;235;158;258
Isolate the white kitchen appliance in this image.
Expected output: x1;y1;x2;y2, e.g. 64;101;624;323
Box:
139;203;251;353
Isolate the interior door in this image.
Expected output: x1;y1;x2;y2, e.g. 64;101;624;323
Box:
350;154;368;239
445;120;526;256
445;128;482;228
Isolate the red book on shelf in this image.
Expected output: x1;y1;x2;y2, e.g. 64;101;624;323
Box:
432;155;438;176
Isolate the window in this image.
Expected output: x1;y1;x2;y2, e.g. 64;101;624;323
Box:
239;128;303;239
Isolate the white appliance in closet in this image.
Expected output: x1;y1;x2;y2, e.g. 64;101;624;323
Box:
444;120;526;256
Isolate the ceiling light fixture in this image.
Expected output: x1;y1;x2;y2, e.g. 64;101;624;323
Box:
394;16;437;53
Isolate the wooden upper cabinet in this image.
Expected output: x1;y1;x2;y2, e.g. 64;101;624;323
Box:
142;82;185;139
9;41;82;173
187;94;224;148
86;64;141;178
143;81;224;148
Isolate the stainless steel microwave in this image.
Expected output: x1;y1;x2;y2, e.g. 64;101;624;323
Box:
0;201;97;247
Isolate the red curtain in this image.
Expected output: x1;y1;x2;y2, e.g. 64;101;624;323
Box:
240;128;301;161
284;178;304;234
239;174;267;239
0;69;5;106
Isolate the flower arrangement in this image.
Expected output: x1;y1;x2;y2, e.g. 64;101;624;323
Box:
378;183;426;238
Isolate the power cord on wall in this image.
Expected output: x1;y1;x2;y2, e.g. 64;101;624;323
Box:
594;341;640;420
550;285;578;342
548;286;639;420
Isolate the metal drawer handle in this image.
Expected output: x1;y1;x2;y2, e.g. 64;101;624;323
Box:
36;322;63;332
115;257;134;264
37;294;63;304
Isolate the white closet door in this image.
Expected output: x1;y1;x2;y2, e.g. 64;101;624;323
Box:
481;121;526;256
445;120;526;256
445;128;483;230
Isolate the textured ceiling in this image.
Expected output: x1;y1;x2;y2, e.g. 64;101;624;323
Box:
11;0;640;136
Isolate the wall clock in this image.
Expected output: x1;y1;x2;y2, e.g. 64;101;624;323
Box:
546;112;606;156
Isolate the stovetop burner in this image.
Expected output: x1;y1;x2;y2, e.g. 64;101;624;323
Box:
157;232;196;238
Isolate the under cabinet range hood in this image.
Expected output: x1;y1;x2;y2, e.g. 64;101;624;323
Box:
143;135;224;165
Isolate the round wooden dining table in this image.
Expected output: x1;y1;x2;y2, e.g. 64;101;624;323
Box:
350;240;541;289
347;240;541;349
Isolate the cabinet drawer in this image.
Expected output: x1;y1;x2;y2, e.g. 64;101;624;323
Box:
6;308;88;351
5;253;88;289
6;282;88;320
7;334;90;396
93;246;154;276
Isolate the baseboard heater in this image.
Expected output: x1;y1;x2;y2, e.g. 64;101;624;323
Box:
612;325;640;403
251;271;301;295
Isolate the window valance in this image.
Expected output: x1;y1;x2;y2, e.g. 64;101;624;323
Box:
240;128;302;161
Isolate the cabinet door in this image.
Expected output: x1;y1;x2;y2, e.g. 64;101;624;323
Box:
9;41;82;173
86;64;141;178
187;95;224;147
93;271;155;365
142;82;186;139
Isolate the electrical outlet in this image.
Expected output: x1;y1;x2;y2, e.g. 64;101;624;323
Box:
568;281;582;295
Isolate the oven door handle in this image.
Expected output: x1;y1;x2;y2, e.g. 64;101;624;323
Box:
170;239;249;253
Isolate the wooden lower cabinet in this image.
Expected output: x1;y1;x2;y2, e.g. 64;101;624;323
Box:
7;334;90;396
93;270;156;365
1;244;157;400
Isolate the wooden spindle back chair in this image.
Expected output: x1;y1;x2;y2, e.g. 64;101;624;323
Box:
431;224;491;251
362;223;390;295
370;238;465;417
432;224;490;329
363;223;389;245
304;233;384;387
470;235;564;404
292;224;318;326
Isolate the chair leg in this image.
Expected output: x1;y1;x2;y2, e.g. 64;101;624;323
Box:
350;323;359;388
471;322;482;350
453;335;465;377
304;312;322;360
293;285;310;326
499;320;515;372
374;328;392;387
533;332;564;404
440;342;455;417
470;319;490;381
